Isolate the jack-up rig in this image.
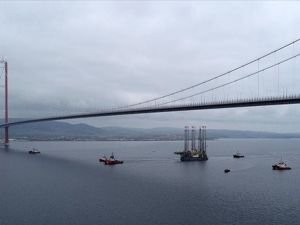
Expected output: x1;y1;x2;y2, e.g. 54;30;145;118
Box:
174;126;208;161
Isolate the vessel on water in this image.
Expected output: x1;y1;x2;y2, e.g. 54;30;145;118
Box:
28;148;40;154
174;126;208;161
99;153;123;165
272;160;291;170
233;151;244;158
224;169;230;173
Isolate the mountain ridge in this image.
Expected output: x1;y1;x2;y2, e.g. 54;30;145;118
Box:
1;119;300;141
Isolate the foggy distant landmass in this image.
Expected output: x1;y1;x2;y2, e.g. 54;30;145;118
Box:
1;120;300;141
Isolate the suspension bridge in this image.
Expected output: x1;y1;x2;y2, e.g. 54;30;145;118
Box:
1;38;300;145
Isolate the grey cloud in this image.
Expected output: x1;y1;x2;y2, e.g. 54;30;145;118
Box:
1;1;300;132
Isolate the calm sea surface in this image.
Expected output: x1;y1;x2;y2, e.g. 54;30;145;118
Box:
1;139;300;225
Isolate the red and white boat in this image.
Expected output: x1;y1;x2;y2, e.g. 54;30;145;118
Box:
99;153;123;165
272;160;291;170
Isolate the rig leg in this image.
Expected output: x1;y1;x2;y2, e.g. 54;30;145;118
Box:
4;126;9;145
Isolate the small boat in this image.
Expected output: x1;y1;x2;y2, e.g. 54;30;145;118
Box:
233;151;244;158
99;153;123;165
224;169;231;173
28;148;40;154
272;160;291;170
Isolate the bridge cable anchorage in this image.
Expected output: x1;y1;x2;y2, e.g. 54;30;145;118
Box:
156;52;300;106
117;38;300;110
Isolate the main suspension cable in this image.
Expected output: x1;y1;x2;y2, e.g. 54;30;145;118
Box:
119;38;300;109
157;52;300;106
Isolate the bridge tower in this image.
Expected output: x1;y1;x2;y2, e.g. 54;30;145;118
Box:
1;59;9;145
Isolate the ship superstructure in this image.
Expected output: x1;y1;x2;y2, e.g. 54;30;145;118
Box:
175;126;208;161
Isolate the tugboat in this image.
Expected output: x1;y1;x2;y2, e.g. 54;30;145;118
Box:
28;148;40;154
99;153;123;165
233;151;244;158
224;169;231;173
272;159;291;170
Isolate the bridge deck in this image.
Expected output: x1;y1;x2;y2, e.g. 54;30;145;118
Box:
1;95;300;128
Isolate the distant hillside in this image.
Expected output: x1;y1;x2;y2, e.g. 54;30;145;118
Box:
1;119;300;141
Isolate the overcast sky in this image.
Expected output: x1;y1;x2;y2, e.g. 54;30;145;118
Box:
1;1;300;132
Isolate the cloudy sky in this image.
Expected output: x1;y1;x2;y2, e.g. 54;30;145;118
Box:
1;1;300;132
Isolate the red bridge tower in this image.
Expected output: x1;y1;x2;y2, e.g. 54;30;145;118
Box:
1;59;8;145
